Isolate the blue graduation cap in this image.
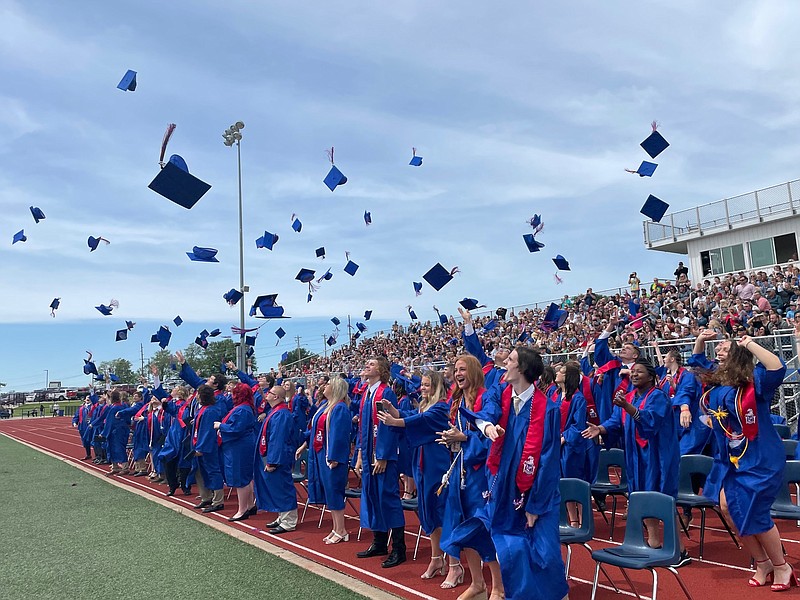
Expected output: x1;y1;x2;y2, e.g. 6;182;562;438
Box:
186;246;219;262
246;347;255;358
481;319;498;333
413;282;423;296
423;263;458;291
409;147;423;167
291;217;302;233
552;255;570;271
87;236;110;252
150;334;159;343
126;320;135;330
149;157;212;209
323;165;347;191
434;306;448;325
331;316;341;326
364;310;372;321
640;123;669;159
296;268;315;283
356;322;367;333
627;161;657;177
155;325;172;349
343;253;359;276
364;211;372;226
173;316;183;327
49;298;60;317
256;231;279;250
640;194;669;223
307;293;313;303
522;233;545;253
224;289;244;306
327;336;337;346
275;327;286;344
30;206;46;223
94;374;105;382
527;214;542;230
540;302;568;332
250;294;288;319
316;247;326;259
115;329;128;342
407;305;418;320
109;374;120;383
117;69;137;91
95;304;114;316
199;329;209;338
209;329;221;337
281;351;289;362
518;331;531;343
245;335;256;347
83;360;98;376
459;298;485;311
318;268;333;282
195;336;208;349
353;332;361;340
12;230;26;244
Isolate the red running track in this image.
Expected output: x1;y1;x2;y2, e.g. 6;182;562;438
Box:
3;417;800;599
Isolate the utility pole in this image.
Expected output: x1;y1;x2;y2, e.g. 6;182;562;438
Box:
295;335;302;369
140;344;145;379
322;335;327;359
347;314;353;347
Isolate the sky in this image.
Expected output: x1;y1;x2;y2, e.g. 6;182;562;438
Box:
2;0;800;391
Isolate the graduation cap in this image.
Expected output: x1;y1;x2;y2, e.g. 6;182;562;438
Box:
356;322;367;333
552;255;570;271
315;247;326;259
522;233;545;253
126;320;135;330
30;206;46;223
331;316;341;326
245;335;256;347
12;230;26;244
246;347;255;358
224;289;244;306
87;236;110;252
323;166;348;191
409;147;423;167
109;373;120;383
364;310;372;321
281;351;289;362
413;282;423;296
353;332;361;340
364;211;372;226
49;298;60;317
117;69;137;91
407;305;418;320
343;252;359;276
640;122;669;159
255;231;279;250
250;294;288;319
291;216;302;233
274;327;286;344
480;319;498;333
195;336;209;349
154;325;172;349
540;302;568;332
317;268;333;283
115;329;128;342
209;329;221;337
327;335;337;346
83;352;97;376
173;316;183;327
527;214;543;231
459;298;485;311
423;263;459;291
186;246;219;262
296;268;316;283
149;156;212;209
518;331;531;343
94;374;105;382
433;306;448;325
640;194;669;223
626;161;657;177
95;299;119;316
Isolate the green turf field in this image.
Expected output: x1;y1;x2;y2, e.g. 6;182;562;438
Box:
0;435;368;600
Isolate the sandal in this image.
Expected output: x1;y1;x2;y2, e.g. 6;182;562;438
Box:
770;562;798;592
569;520;580;528
421;555;445;579
441;562;465;589
325;531;350;544
748;558;774;587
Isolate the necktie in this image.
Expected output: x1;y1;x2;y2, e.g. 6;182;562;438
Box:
513;394;524;415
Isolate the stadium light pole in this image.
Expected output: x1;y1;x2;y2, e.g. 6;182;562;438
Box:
223;121;246;371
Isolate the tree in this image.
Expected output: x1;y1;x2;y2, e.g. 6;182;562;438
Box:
172;339;257;378
147;349;173;380
98;358;137;384
282;347;317;369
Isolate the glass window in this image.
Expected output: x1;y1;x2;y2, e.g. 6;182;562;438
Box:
774;233;798;263
709;248;723;275
722;244;745;272
749;238;776;268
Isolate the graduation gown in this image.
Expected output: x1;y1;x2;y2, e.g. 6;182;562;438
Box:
253;404;298;513
601;386;679;498
218;404;257;487
357;383;404;531
697;360;786;536
400;401;451;534
396;395;415;476
559;390;592;481
102;403;132;463
592;336;632;425
191;403;224;490
73;399;97;448
160;399;193;469
463;328;506;391
656;366;710;455
117;401;148;461
89;403;110;450
308;402;351;511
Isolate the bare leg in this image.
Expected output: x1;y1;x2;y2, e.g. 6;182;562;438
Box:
487;560;505;599
720;488;774;585
456;549;487;600
422;527;445;579
566;501;580;526
331;508;347;537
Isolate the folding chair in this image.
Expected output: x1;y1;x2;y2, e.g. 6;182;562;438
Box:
590;491;694;600
771;460;800;524
675;454;739;558
401;497;423;560
774;424;792;440
293;448;310;521
783;439;798;460
591;448;628;540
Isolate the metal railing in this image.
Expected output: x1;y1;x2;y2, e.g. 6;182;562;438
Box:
643;179;800;246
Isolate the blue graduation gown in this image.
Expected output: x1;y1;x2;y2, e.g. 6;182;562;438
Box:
192;403;224;490
89;403;110;451
117;401;148;461
74;399;97;448
463;328;505;390
396;395;415;476
102;403;132;463
559;391;593;481
699;362;786;536
358;385;404;531
593;336;631;424
401;401;451;534
253;405;298;512
292;393;310;441
601;387;679;498
307;402;351;510
218;404;257;487
656;366;710;455
160;399;192;469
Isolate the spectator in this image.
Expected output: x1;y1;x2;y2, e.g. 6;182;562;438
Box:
735;275;756;300
629;272;641;297
674;261;689;281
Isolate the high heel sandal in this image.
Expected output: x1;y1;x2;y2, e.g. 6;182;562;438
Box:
421;555;445;579
569;519;580;528
325;531;350;544
441;562;465;589
770;562;798;592
748;558;774;587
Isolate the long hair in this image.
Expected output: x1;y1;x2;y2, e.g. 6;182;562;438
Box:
283;380;296;398
232;383;254;408
324;376;350;414
562;361;581;401
451;354;485;420
710;342;754;387
370;356;391;384
197;384;216;406
419;370;446;413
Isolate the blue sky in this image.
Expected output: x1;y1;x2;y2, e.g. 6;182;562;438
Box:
2;0;800;391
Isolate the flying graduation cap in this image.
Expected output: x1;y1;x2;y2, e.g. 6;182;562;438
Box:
173;316;183;327
109;373;120;383
640;194;669;223
152;325;172;349
323;147;347;191
316;247;326;259
249;294;288;319
256;231;279;250
291;214;302;233
364;310;372;321
626;161;657;177
186;246;219;262
327;335;337;346
12;230;26;244
49;298;60;317
274;327;286;345
407;305;418;320
331;317;341;326
459;298;486;311
224;289;244;306
409;147;423;167
413;282;423;296
30;206;46;223
126;320;135;330
83;351;97;376
364;211;372;226
87;236;110;252
148;124;212;209
479;319;498;333
209;329;221;337
245;335;257;347
115;329;128;342
552;255;570;271
343;252;359;276
433;306;448;325
640;121;669;159
423;263;459;291
540;302;568;332
95;299;119;316
117;69;137;91
523;233;545;253
356;322;367;333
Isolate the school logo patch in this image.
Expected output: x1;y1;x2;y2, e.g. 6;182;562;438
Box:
745;408;756;425
523;455;536;476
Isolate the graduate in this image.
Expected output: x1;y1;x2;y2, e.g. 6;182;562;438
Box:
690;330;794;590
460;347;567;600
590;315;640;423
156;385;193;496
459;307;507;390
378;370;454;585
214;383;257;521
71;392;98;460
116;392;150;476
102;390;132;476
296;376;352;543
190;384;226;513
253;385;299;533
88;392;111;464
148;395;170;481
539;364;559;401
582;358;687;564
437;354;503;600
177;350;232;413
392;376;418;501
354;357;406;568
227;361;276;421
292;385;311;439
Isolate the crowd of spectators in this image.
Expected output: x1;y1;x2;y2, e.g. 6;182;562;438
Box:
279;261;800;379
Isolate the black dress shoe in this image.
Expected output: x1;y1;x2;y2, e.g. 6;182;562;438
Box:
265;519;280;528
201;504;224;514
182;488;192;496
228;514;249;522
193;500;212;510
269;526;294;534
246;505;258;516
381;551;407;569
357;544;389;558
166;490;176;497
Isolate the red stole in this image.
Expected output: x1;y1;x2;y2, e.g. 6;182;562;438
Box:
580;376;600;425
359;382;388;451
594;358;622;385
313;411;328;452
192;405;209;447
175;400;188;428
259;403;289;456
558;392;571;432
737;382;758;441
147;410;157;442
486;384;547;494
621;387;656;448
482;362;495;376
217;404;251;446
659;367;684;398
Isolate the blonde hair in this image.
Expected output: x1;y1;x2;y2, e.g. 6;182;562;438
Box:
419;371;446;413
324;376;351;414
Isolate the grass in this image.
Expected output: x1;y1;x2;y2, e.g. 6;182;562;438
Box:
0;435;369;600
